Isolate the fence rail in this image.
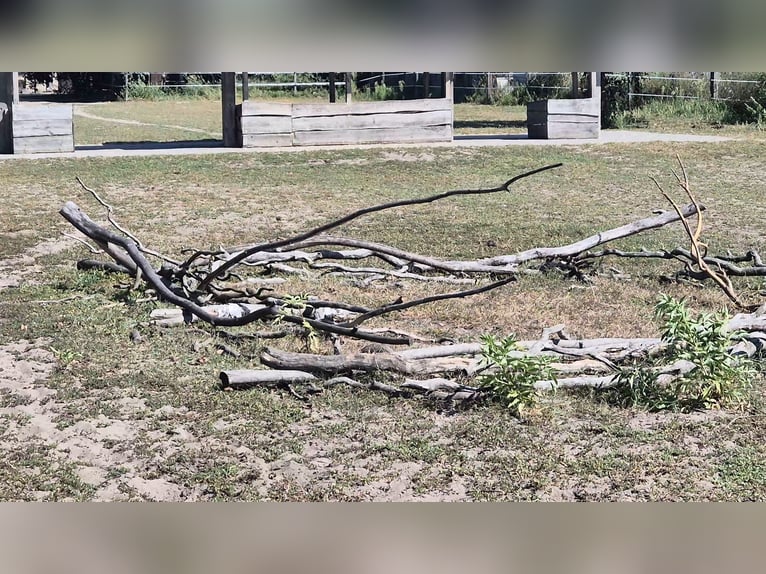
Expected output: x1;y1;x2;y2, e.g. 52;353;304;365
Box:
604;72;766;106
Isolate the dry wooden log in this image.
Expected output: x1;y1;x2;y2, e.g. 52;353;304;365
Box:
475;203;703;268
323;376;404;396
311;262;478;284
283;200;701;276
220;369;319;389
150;303;270;326
261;346;477;376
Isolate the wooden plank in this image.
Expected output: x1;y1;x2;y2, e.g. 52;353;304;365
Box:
13;119;73;137
240;115;293;134
528;122;600;140
527;112;599;125
293;109;451;132
221;72;238;147
13;135;74;154
527;98;599;115
293;98;451;118
12;103;73;121
444;72;454;101
547;122;600;139
241;133;293;147
293;125;452;146
240;101;292;117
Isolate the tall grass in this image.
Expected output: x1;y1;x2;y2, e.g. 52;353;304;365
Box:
612;99;732;129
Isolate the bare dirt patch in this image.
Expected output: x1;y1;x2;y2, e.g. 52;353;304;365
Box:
0;236;82;291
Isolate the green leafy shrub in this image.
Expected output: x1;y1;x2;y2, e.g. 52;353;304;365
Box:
477;334;555;416
612;295;756;411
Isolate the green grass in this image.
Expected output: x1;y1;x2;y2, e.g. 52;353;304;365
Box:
70;97;766;149
2;119;766;500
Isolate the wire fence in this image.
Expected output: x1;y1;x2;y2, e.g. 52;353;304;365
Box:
603;72;766;107
19;72;766;108
118;72;578;103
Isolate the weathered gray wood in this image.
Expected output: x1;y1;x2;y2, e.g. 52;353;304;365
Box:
221;72;238;147
13;119;74;137
292;98;451;118
261;346;474;375
344;72;352;104
293;109;451;131
12;103;73;121
220;369;318;389
588;72;601;111
240;101;292;116
241;133;293;147
542;123;600;139
237;98;453;147
293;124;452;146
527;98;599;115
527;112;599;124
527;122;600;139
240;115;293;134
12;72;19;105
527;96;600;139
13;135;74;154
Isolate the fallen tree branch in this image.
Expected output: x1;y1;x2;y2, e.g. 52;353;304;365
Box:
475;202;704;268
196;163;563;289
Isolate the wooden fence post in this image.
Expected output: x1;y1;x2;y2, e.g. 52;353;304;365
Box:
0;72;14;153
221;72;238;147
242;73;249;101
444;72;454;102
344;73;353;103
328;72;336;103
710;72;719;99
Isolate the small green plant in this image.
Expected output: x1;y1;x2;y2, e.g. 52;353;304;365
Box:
477;334;555;416
612;295;756;411
744;96;766;130
275;293;321;353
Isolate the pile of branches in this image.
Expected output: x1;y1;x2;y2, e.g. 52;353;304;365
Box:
59;158;766;403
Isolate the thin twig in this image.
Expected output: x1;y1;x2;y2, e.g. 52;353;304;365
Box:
341;277;516;328
62;232;102;254
76;177;181;267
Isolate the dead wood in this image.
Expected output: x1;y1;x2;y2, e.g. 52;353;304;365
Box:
196;163;563;289
260;346;477;376
61;162;766;409
475;202;703;268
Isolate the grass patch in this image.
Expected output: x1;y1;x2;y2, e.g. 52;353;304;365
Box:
717;446;766;500
1;133;766;500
